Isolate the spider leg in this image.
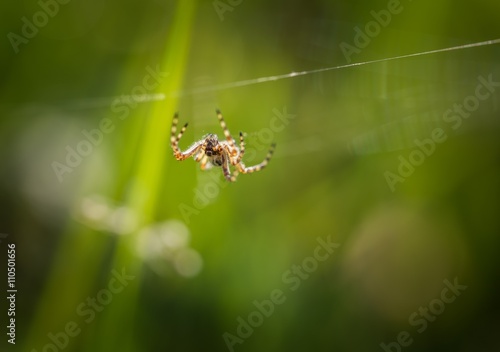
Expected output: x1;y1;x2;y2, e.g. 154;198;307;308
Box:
194;150;205;162
171;113;190;160
178;142;205;161
216;109;238;155
235;131;245;164
171;113;206;161
237;143;276;174
200;155;214;170
221;150;236;182
231;169;240;181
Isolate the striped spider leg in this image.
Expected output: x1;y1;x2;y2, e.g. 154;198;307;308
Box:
170;113;205;161
235;132;276;175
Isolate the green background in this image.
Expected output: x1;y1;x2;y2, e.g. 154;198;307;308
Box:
1;0;500;351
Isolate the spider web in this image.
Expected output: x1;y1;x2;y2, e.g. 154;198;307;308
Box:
12;37;500;170
49;38;500;110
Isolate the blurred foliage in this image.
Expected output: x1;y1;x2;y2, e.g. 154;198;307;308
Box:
1;0;500;352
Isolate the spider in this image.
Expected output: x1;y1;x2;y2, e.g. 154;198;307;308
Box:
170;109;276;182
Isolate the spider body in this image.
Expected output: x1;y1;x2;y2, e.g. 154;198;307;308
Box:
203;134;220;157
170;110;275;182
201;134;225;166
